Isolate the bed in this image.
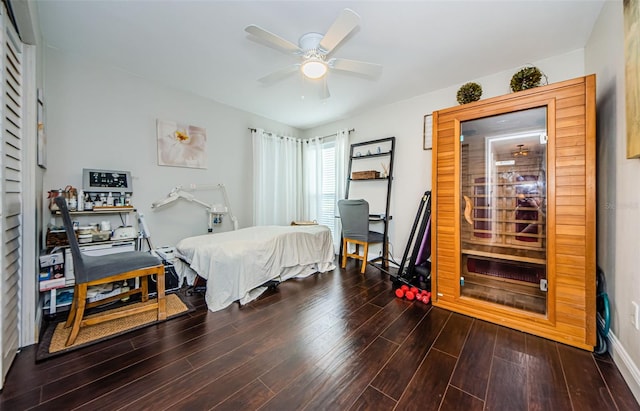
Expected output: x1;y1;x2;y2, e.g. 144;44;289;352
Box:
175;225;336;312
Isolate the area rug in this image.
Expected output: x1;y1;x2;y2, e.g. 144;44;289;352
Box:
37;293;193;361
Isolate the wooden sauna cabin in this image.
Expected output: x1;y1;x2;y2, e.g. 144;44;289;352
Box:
431;75;596;350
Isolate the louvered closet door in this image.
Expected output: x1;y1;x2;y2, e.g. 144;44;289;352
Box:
0;6;23;387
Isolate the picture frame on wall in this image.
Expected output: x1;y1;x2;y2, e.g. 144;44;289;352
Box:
156;119;207;169
423;114;433;150
624;0;640;158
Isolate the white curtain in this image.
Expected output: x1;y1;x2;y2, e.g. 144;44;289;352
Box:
252;129;303;226
333;129;349;251
334;129;349;202
302;129;349;252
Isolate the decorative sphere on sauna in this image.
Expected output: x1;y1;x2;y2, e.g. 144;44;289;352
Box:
510;66;545;92
456;82;483;105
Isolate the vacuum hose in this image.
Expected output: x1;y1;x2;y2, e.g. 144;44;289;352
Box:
595;267;610;355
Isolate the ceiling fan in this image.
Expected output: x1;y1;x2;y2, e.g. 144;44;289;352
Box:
512;144;530;157
245;8;382;99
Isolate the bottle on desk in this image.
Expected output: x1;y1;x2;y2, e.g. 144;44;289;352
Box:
68;194;77;211
77;189;84;211
84;192;93;210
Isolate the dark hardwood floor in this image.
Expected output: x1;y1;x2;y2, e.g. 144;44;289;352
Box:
1;260;638;410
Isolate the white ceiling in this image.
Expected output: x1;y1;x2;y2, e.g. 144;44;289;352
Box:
35;0;605;130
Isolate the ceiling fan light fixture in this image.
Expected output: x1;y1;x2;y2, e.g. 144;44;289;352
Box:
512;144;529;157
301;58;327;79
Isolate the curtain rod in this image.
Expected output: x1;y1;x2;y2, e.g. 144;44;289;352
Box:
247;127;354;138
318;128;355;139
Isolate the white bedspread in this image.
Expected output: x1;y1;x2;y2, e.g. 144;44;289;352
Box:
176;225;336;312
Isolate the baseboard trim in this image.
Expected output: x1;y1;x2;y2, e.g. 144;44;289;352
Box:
607;330;640;403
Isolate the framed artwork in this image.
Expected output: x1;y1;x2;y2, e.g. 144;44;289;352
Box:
625;0;640;158
37;88;46;168
156;119;207;169
423;114;433;150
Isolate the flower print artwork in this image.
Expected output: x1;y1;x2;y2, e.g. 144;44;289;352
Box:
157;119;207;168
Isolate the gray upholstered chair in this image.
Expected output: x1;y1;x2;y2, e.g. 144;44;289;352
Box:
55;196;166;346
338;199;385;274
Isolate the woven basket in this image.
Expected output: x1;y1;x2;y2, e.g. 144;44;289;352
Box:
351;170;380;180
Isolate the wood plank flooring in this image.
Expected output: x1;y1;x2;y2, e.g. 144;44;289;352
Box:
1;260;638;410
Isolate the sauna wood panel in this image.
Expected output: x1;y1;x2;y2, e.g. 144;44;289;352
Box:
555;132;586;146
556;115;586;129
556;186;586;196
556;156;585;167
556;195;586;207
556;94;585;109
557;105;585;119
555;175;586;187
556;145;586;157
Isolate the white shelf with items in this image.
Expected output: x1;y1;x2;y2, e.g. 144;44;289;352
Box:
46;207;138;250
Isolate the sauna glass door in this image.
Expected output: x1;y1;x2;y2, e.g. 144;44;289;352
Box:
459;107;548;315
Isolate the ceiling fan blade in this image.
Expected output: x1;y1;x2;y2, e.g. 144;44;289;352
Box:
258;64;300;85
245;25;301;54
330;58;383;79
320;77;330;99
319;8;360;53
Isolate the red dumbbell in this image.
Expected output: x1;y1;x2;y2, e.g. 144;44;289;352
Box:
395;288;405;298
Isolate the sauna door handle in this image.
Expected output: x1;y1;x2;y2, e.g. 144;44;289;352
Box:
463;195;473;225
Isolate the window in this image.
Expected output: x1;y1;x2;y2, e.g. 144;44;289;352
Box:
318;140;336;238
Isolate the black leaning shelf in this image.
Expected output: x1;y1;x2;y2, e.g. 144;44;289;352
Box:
344;136;395;270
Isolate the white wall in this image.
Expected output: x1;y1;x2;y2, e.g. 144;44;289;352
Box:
586;0;640;401
43;47;300;248
305;50;586;262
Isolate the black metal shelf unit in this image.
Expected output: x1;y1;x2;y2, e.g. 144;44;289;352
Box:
345;136;395;268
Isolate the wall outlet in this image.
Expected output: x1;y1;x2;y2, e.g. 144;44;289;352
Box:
632;301;640;331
